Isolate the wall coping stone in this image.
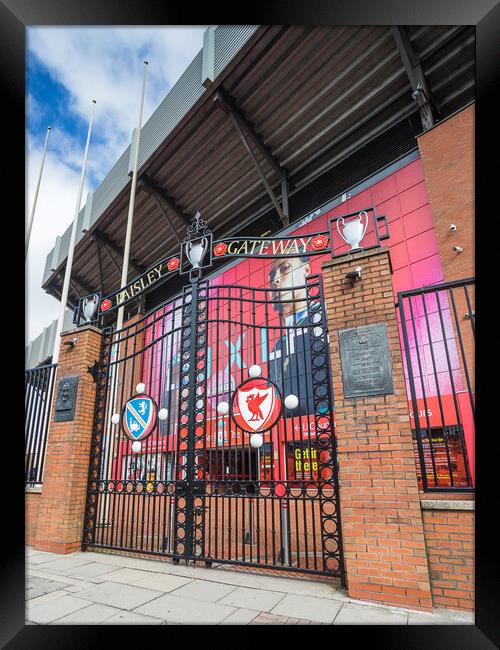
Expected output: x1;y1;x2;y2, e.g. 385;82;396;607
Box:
25;486;42;494
421;499;474;511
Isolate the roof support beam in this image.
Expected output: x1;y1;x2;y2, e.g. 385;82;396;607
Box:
138;173;191;226
96;237;124;278
213;88;286;179
54;273;78;311
150;193;182;243
391;26;436;131
93;238;106;294
213;88;289;227
228;109;288;227
91;229;146;275
69;279;81;301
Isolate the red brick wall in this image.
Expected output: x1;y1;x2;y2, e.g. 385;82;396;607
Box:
26;492;41;546
322;248;433;611
417;104;475;282
32;326;103;553
422;507;474;610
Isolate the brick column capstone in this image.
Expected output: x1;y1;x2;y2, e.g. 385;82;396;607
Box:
322;247;433;611
33;325;103;553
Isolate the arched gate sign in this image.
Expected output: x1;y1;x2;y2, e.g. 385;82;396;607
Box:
80;211;381;582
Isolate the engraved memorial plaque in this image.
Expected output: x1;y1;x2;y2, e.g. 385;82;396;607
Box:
339;324;394;398
55;376;79;422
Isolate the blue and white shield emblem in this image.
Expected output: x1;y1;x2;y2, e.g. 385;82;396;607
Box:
121;395;158;441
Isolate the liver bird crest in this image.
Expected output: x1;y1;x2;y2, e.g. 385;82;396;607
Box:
246;392;267;420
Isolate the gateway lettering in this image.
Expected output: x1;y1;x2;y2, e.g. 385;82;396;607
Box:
116;264;163;305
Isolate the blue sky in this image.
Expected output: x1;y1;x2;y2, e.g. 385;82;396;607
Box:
26;27;206;344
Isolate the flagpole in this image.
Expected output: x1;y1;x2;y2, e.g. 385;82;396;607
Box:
52;100;96;365
116;60;149;334
100;62;148;524
26;126;51;260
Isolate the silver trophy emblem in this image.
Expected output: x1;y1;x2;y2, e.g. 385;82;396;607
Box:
186;236;208;269
82;294;99;322
336;210;369;251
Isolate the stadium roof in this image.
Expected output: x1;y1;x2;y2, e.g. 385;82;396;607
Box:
28;24;474;367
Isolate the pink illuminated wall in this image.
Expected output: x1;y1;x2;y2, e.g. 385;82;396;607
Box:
142;157;464;408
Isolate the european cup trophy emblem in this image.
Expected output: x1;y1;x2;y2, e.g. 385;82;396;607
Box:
82;294;100;322
336;210;369;251
186;236;208;269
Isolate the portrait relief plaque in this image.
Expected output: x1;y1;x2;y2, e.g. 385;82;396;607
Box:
339;324;394;398
54;376;79;422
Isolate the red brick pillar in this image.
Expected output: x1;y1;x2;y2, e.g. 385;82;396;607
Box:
33;325;103;553
322;248;433;611
417;104;474;282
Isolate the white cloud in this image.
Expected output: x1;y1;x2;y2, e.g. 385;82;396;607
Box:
27;27;205;179
26;26;206;349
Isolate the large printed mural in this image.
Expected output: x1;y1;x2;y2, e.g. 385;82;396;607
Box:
111;157;472;490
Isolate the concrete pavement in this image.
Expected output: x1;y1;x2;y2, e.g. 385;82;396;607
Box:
26;547;474;625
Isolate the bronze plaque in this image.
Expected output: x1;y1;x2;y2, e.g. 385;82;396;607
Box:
55;376;79;422
339;324;394;398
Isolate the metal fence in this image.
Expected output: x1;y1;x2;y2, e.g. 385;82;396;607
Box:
398;279;475;492
25;364;57;487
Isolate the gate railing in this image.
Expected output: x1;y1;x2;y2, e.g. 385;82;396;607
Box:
398;278;475;492
25;363;57;487
83;274;344;581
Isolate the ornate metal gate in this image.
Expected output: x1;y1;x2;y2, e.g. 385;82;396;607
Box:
83;220;345;581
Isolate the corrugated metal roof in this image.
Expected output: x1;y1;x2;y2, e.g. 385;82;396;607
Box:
37;25;475;338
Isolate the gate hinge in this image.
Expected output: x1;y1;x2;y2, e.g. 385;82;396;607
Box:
87;361;99;383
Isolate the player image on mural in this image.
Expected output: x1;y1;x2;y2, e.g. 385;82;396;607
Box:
267;256;318;417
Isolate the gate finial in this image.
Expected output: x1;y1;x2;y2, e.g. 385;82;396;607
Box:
185;210;211;242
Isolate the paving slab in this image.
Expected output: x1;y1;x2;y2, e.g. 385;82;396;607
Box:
27;595;91;624
75;581;164;610
408;609;474;625
169;579;237;603
249;612;291;624
271;593;343;623
25;589;72;608
54;603;122;624
333;602;408;625
102;610;165;625
64;581;100;593
106;567;192;592
32;556;94;574
135;592;236;624
65;562;124;579
26;576;72;600
220;608;259;624
27;553;66;566
218;586;285;612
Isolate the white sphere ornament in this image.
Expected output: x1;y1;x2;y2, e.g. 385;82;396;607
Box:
111;413;120;425
158;408;168;421
248;364;262;378
217;401;229;415
284;394;299;410
136;383;146;394
131;441;142;453
250;433;264;449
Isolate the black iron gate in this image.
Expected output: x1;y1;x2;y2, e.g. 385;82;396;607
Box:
83;270;344;581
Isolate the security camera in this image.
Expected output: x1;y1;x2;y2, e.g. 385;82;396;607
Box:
450;224;457;232
345;266;362;281
453;246;463;253
411;83;424;100
63;337;78;348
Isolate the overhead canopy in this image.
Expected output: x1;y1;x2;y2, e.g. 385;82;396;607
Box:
41;25;474;313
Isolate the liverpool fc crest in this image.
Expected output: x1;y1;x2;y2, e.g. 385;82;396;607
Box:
231;378;282;433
